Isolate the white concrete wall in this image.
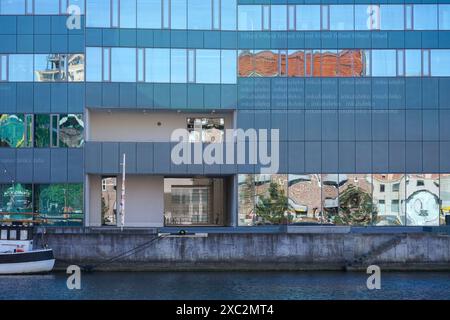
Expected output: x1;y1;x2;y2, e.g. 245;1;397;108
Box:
88;175;102;227
87;175;164;228
87;110;234;142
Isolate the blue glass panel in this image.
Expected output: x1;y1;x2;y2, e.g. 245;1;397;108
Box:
196;49;220;84
0;0;25;14
405;50;422;77
146;48;170;83
9;54;33;81
120;0;136;28
380;5;403;30
271;5;287;31
86;47;102;82
188;0;212;30
171;0;187;29
330;5;354;31
221;0;236;31
439;5;450;30
137;0;161;28
372;50;396;76
35;0;59;14
111;48;136;82
221;50;236;84
238;5;261;31
431;50;450;76
171;49;187;83
296;5;320;31
414;5;437;30
86;0;111;28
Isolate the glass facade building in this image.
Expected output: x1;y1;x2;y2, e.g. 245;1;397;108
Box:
1;0;450;228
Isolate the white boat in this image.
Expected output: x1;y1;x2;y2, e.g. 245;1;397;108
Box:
0;226;55;275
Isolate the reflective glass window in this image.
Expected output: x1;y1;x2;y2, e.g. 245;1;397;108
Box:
439;5;450;30
405;5;413;30
238;5;261;31
188;49;195;82
238;175;255;226
321;50;338;77
145;48;170;83
212;0;220;30
137;48;145;82
372;174;406;226
338;174;373;226
86;47;102;81
372;50;396;76
171;0;187;29
86;0;111;27
405;50;422;76
296;5;320;30
0;184;32;223
51;114;58;147
355;5;380;30
34;115;50;148
0;0;26;14
380;5;403;30
111;48;136;82
397;50;404;76
330;5;354;30
423;50;430;76
34;184;83;226
288;50;305;77
8;55;33;82
120;0;136;28
321;5;329;30
103;48;110;81
59;114;84;148
35;0;59;14
34;54;67;82
441;174;450;226
431;50;450;76
171;49;187;83
188;0;212;30
271;5;287;31
162;0;170;28
196;49;220;84
414;5;438;30
0;114;25;148
253;174;287;225
406;174;440;226
287;175;322;224
221;0;236;30
67;54;84;82
221;50;236;84
287;5;295;31
238;50;253;77
1;55;8;81
137;0;161;28
253;50;278;77
262;5;270;30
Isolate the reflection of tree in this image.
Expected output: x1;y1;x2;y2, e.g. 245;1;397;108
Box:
335;185;373;225
38;184;83;215
239;175;254;217
255;182;291;224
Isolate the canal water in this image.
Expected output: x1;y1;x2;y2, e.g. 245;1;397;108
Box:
1;271;449;300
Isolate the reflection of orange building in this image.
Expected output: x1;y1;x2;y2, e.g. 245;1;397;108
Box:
238;50;365;77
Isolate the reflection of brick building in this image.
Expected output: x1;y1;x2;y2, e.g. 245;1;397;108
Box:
238;50;365;77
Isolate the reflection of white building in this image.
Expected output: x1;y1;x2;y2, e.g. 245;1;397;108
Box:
34;54;84;82
372;174;440;226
